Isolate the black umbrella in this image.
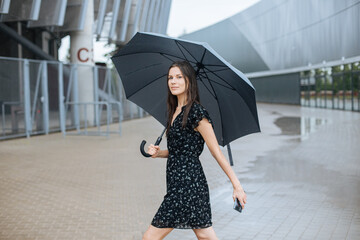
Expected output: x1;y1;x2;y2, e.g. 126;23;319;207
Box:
111;32;260;164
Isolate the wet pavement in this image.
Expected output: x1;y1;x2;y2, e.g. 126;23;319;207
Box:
168;104;360;240
0;103;359;239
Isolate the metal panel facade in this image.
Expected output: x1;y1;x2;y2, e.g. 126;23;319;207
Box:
0;0;40;22
182;0;360;73
27;0;67;27
0;0;172;44
250;73;301;105
58;0;89;31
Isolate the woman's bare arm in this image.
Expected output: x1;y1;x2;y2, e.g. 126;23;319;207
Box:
196;118;247;207
157;149;169;158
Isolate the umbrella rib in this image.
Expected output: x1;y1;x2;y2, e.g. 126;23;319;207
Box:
205;68;229;73
160;53;186;62
113;51;196;64
200;49;206;63
175;40;199;63
201;67;228;74
174;41;191;62
125;62;163;76
203;63;228;67
198;72;235;90
205;78;236;91
195;49;207;75
197;75;216;99
127;73;168;99
200;70;225;146
203;66;236;90
160;53;197;64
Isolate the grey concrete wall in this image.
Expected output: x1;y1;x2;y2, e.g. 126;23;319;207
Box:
250;72;300;105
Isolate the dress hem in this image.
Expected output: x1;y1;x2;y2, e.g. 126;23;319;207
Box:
151;223;212;229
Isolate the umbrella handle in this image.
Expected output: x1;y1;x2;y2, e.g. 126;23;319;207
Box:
140;140;152;157
140;136;163;158
140;128;166;158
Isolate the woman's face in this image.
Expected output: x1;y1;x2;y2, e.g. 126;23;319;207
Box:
168;66;187;96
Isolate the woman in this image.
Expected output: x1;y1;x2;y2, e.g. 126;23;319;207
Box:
143;61;247;240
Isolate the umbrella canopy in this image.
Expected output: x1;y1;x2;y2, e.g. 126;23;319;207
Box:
111;32;260;147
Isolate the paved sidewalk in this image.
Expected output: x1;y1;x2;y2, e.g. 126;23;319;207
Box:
0;103;359;240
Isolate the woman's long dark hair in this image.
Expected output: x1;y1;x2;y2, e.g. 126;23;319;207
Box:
166;61;200;137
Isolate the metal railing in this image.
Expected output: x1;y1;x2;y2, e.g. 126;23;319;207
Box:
0;56;148;140
300;62;360;112
246;56;360;112
64;102;121;137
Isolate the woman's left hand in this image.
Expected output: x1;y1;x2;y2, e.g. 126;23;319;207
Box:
233;186;247;209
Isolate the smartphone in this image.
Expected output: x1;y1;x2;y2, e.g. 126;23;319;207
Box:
233;198;242;213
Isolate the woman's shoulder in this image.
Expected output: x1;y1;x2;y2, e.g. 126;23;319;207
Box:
187;101;207;117
188;101;213;128
190;101;207;112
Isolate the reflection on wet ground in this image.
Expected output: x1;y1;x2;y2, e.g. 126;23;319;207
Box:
258;111;360;211
274;116;328;141
249;141;360;209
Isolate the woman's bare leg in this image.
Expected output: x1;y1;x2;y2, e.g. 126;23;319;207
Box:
142;225;173;240
193;226;218;240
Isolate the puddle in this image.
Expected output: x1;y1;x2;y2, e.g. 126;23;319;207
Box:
245;146;360;209
274;116;328;141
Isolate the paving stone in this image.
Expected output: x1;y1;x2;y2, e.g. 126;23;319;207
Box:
1;103;359;239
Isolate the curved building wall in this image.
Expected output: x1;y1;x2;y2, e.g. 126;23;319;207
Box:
181;0;360;73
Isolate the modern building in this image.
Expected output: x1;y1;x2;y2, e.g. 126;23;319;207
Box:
0;0;172;60
181;0;360;73
181;0;360;109
0;0;172;140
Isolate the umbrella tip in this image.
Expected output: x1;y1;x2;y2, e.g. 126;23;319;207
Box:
196;62;205;69
195;62;205;76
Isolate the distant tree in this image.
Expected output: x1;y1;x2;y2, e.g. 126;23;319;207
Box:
352;62;359;92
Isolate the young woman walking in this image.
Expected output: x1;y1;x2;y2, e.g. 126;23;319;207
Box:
143;61;247;240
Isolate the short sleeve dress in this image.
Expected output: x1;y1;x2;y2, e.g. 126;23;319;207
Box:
151;101;214;229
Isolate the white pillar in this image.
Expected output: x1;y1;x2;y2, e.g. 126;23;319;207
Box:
70;0;95;125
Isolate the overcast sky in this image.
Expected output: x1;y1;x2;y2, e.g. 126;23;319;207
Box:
167;0;260;37
59;0;260;63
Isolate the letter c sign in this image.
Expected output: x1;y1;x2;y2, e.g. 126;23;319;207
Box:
77;48;89;62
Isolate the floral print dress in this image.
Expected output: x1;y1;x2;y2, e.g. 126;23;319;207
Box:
151;102;214;229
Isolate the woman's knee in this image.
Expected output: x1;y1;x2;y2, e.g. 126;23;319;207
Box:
142;231;153;240
142;225;173;240
193;227;218;240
